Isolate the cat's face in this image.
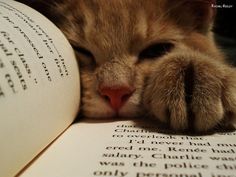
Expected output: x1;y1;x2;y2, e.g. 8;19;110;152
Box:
46;0;215;118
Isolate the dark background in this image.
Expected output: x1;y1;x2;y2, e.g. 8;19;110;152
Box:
214;0;236;39
214;0;236;65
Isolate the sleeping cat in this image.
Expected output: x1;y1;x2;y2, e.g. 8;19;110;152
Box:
20;0;236;132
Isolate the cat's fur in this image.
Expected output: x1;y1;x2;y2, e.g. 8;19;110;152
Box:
22;0;236;132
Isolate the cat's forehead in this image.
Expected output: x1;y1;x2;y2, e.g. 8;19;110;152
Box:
61;0;182;56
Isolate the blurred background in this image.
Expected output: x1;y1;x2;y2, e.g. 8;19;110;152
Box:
214;0;236;65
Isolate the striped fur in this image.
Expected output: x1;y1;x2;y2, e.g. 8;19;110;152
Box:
24;0;236;132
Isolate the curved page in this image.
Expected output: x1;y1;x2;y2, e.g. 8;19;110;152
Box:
0;0;80;176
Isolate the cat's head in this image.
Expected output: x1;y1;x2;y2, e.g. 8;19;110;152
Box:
29;0;216;118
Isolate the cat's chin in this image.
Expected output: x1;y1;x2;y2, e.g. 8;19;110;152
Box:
83;108;141;119
83;101;142;119
83;110;116;119
118;103;143;118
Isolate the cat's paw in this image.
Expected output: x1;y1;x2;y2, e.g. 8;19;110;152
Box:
144;53;236;132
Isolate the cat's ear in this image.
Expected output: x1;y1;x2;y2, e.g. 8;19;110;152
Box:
166;0;216;34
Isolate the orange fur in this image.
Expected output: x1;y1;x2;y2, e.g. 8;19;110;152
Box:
24;0;236;132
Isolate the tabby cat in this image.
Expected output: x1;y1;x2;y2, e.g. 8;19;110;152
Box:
22;0;236;132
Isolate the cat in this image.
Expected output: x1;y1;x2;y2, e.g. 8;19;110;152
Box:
20;0;236;132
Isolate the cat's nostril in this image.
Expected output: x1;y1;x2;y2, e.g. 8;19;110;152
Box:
99;86;135;111
103;95;110;102
121;93;131;103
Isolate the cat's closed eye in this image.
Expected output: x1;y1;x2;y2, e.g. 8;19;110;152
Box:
73;46;94;59
72;45;96;67
138;42;174;60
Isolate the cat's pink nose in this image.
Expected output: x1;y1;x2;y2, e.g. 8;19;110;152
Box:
99;86;134;111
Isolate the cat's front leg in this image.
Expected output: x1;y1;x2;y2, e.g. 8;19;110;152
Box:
143;52;236;132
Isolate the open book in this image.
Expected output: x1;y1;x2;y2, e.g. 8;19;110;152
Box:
1;1;236;177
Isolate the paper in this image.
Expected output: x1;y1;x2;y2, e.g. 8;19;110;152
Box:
0;1;80;176
20;119;236;177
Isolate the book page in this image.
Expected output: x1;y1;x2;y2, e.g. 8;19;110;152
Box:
0;0;80;176
20;119;236;177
